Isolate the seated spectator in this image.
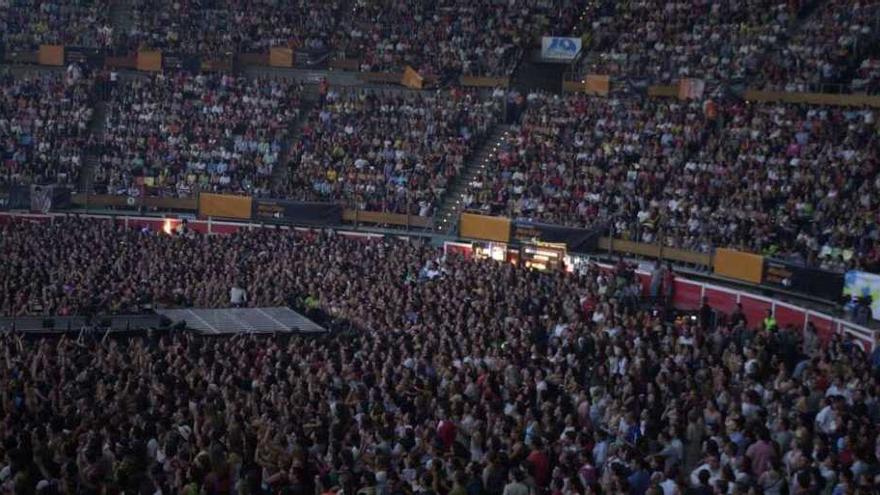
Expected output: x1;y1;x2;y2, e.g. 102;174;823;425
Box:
282;87;500;216
96;72;301;197
0;67;95;189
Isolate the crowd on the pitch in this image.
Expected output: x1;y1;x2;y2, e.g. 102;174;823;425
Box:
282;88;500;216
1;217;879;495
96;73;301;197
0;67;95;189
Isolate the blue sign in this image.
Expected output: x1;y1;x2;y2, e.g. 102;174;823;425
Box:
541;37;582;61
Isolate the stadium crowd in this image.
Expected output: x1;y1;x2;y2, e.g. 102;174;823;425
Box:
578;0;795;83
758;0;880;92
0;67;96;189
338;0;585;78
128;0;341;54
1;217;880;495
0;0;113;50
464;93;709;235
95;73;302;197
469;92;880;273
283;88;500;216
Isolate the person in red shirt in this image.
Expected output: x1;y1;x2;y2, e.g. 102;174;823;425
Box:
527;437;551;488
437;418;457;451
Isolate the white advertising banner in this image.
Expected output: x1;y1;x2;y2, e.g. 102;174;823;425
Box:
541;37;582;62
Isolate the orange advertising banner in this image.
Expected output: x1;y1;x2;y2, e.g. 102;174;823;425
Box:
714;248;764;284
459;213;511;243
38;45;64;66
401;66;424;89
136;50;163;72
198;193;253;220
584;74;610;96
269;47;294;68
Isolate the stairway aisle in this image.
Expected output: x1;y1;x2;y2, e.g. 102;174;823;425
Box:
270;86;319;195
77;102;108;194
109;0;135;43
433;125;512;235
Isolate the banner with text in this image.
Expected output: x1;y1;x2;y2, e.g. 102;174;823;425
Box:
844;271;880;320
252;199;342;226
541;37;582;62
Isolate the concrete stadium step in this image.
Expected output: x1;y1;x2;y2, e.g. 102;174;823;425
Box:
270;96;317;193
78;102;108;194
433;125;512;235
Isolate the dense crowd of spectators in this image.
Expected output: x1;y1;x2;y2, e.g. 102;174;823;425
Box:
1;217;880;495
578;0;796;83
337;0;586;77
679;100;880;272
472;93;880;273
0;67;95;189
96;73;301;197
282;88;500;216
0;0;113;50
758;0;880;92
852;57;880;94
465;92;709;232
128;0;342;54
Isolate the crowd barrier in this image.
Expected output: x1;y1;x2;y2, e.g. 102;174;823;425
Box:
625;265;876;352
462;213;850;308
68;193;430;228
744;89;880;108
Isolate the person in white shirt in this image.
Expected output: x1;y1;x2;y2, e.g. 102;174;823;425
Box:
230;284;247;307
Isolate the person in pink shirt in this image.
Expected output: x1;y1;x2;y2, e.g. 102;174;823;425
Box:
745;427;777;477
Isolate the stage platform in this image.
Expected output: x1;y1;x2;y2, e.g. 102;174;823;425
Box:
156;307;327;335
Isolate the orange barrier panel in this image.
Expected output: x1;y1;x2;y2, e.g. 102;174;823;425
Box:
38;45;64;66
585;75;610;96
743;89;880;108
459;75;510;88
459;213;511;243
358;72;405;84
238;52;269;66
678;78;705;100
329;58;359;70
714;248;764;284
199;193;252;219
402;66;424;89
136;50;162;72
647;85;678;98
269;47;294;68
